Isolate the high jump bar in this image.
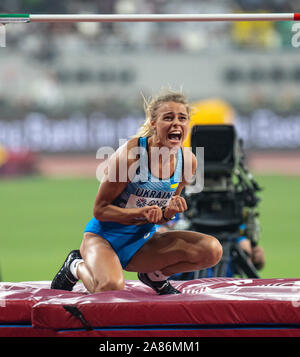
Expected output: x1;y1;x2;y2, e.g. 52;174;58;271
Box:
0;13;300;23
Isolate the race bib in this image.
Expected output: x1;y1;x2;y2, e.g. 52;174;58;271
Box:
125;194;172;209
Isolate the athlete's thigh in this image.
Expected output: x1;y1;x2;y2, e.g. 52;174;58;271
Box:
126;229;205;272
80;232;124;284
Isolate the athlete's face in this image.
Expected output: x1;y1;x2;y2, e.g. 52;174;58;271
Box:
151;101;189;150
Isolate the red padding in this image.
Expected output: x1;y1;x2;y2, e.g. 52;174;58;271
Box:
0;281;85;323
31;279;300;329
2;278;300;337
33;298;300;330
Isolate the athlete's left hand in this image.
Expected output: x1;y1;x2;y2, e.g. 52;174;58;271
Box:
164;195;188;219
142;205;163;224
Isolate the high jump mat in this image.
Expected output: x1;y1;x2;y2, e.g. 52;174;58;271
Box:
1;278;300;337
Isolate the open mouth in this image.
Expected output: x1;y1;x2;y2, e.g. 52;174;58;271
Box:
167;131;182;142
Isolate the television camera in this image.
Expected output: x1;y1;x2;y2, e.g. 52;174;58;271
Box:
180;124;263;279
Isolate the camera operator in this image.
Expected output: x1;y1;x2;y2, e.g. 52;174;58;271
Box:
239;236;265;271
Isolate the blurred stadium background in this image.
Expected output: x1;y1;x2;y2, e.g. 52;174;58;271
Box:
0;0;300;282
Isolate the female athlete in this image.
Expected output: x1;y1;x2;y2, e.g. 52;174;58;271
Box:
51;90;223;295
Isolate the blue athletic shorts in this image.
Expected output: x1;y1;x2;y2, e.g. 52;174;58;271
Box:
84;217;157;269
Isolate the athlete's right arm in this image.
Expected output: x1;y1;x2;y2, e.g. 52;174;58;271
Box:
93;181;152;224
93;139;162;225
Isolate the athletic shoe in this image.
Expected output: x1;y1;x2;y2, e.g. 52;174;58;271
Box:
51;250;81;291
138;272;181;295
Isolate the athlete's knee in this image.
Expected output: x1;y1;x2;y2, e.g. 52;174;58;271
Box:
91;276;125;293
181;233;222;268
200;234;223;267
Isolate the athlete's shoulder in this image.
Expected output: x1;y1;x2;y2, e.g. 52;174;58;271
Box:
182;147;196;168
126;137;140;150
181;147;197;183
113;137;139;161
101;137;140;183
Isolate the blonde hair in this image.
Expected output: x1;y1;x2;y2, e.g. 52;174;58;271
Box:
134;89;190;138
